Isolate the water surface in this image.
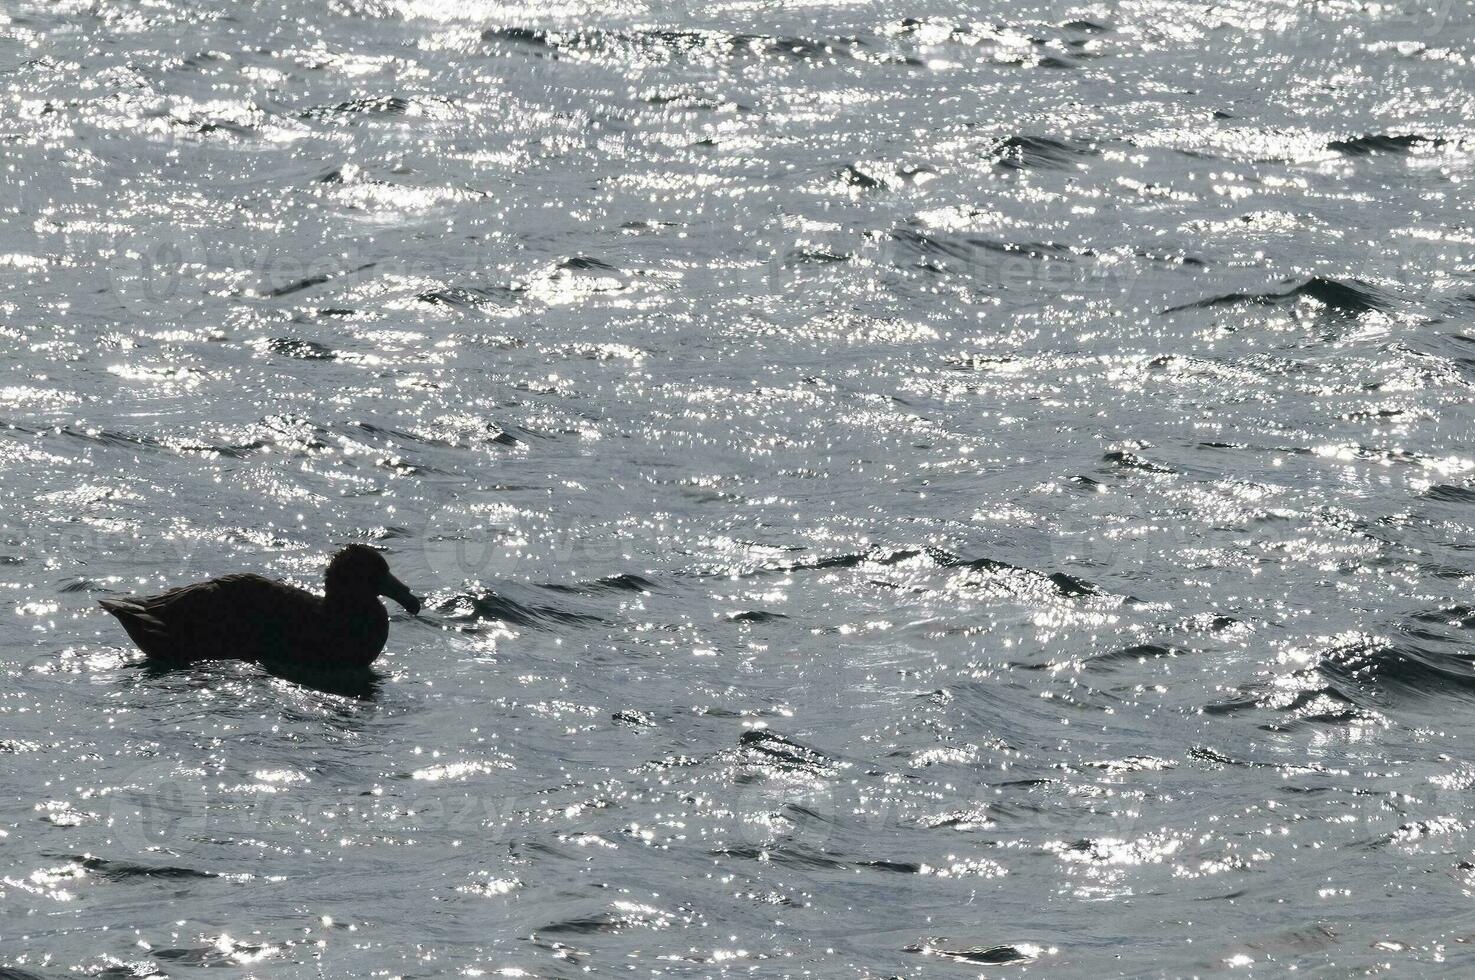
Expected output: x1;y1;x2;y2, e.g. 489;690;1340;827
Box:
3;0;1475;974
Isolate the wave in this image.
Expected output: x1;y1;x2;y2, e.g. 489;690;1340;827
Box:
431;590;607;630
1086;643;1181;669
990;135;1097;170
904;940;1044;965
265;337;336;360
1316;634;1475;702
727;610;788;623
1425;485;1475;504
539;573;656;594
738;729;832;774
1326;133;1444;156
1102;449;1174;473
1164;276;1388;316
64;854;218;881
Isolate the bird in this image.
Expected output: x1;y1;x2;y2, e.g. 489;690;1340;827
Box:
100;544;422;668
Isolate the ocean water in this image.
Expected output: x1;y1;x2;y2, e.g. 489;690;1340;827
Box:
3;0;1475;974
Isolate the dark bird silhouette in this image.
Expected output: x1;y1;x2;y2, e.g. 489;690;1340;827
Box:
100;545;422;667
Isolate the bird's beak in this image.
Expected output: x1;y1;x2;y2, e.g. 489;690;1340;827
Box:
380;574;422;615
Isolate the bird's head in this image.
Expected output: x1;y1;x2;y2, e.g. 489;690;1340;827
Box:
325;544;422;614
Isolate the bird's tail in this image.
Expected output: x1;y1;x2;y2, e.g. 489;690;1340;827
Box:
99;598;178;658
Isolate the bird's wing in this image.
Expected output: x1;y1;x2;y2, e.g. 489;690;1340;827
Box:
101;575;305;660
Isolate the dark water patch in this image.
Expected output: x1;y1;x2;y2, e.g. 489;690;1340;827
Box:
192;118;254;137
317;307;356;316
904;940;1043;965
560;255;619;272
67;854;218;882
1188;746;1332;774
1425;485;1475;504
1369;817;1470;849
59;426;160;452
265;273;332;298
891;228;986;268
644;91;745;111
991;135;1097;170
858;859;926;873
1086;643;1180;668
481;25;560;53
1326;133;1444;156
1164;277;1387;316
1102;449;1174;473
168;438;259;459
1204;682;1374;726
357;421;448;448
738;729;831;773
728;610;788;623
923;805;1000;830
376;455;440;477
265;337;336;360
952;556;1103;598
416;284;522;308
1316;635;1475;702
258;660;383;699
969;238;1076;260
714;843;846;871
540;573;655;595
358;420;518;450
269;262;376;300
613;709;656;728
303;96;411;117
786;246;851;266
776;545;958;574
152;943;277;967
1137;248;1206;267
1046;571;1099;597
57;577;105;594
948;353;1016;371
836;163;882;190
1084;755;1175;772
255;413;331;452
539;913;622;935
1286;278;1388;313
432;590;607;630
891;228;1078;279
1413;605;1475;629
620;218;677;232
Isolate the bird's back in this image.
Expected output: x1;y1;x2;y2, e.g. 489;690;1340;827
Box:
101;574;324;663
